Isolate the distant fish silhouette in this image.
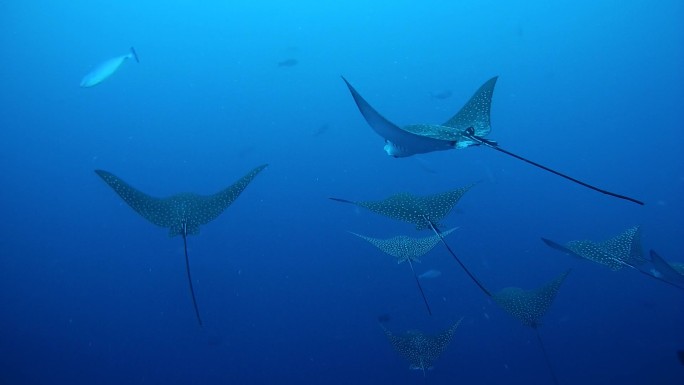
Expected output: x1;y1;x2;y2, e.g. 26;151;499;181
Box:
430;90;453;99
95;165;267;326
418;269;441;279
380;318;463;377
330;185;492;297
81;47;139;87
341;76;643;205
350;229;457;315
277;58;298;67
492;270;570;385
312;123;331;137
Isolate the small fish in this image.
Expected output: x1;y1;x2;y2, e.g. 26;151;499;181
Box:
430;90;453;99
80;47;139;87
418;269;442;279
277;58;298;67
312;123;331;137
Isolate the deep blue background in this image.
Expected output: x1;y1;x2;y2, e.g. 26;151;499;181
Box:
1;1;683;384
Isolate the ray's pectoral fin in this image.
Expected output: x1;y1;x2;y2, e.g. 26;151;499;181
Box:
342;77;455;157
442;76;498;139
95;169;173;228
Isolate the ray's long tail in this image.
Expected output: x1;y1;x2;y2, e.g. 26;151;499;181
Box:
462;128;644;206
181;229;203;327
407;259;432;316
424;217;492;297
535;328;559;385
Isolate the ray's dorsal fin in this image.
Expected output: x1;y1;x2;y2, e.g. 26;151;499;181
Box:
96;164;268;326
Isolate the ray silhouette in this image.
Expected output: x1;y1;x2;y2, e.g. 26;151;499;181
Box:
96;164;267;326
330;185;491;297
646;250;684;290
342;76;643;205
492;270;571;385
380;317;463;377
542;226;646;271
350;228;457;315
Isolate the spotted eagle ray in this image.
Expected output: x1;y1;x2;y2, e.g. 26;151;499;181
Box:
95;164;267;326
491;270;571;385
350;228;457;315
541;226;646;271
341;76;643;205
330;185;492;297
81;47;140;87
379;317;463;377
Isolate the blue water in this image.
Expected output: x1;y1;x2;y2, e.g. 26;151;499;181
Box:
1;1;683;384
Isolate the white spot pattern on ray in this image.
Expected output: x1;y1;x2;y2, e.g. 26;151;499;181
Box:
351;228;457;263
381;318;463;374
345;185;473;230
402;76;497;144
96;165;267;237
492;270;570;329
554;226;645;271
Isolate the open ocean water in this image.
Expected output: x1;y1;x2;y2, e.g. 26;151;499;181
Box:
1;1;683;384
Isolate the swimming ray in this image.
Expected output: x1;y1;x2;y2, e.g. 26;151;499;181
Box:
331;185;473;231
641;250;684;290
350;228;457;264
380;318;463;377
542;226;646;271
81;47;140;87
96;164;267;326
492;270;571;385
331;186;492;297
350;228;457;315
342;76;643;205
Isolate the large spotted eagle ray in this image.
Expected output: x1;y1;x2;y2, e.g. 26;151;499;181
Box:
330;184;492;297
341;76;643;206
350;228;457;315
379;317;463;377
95;164;267;326
491;270;571;385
